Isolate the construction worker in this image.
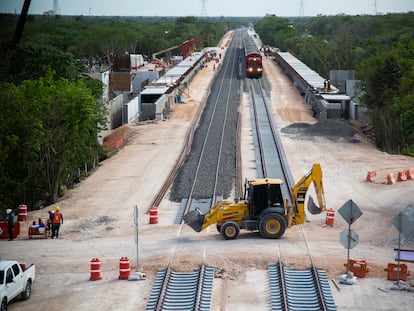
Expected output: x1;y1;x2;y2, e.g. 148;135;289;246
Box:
51;206;63;239
6;209;14;241
47;209;54;234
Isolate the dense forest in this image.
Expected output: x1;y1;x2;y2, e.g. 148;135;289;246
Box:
0;13;412;212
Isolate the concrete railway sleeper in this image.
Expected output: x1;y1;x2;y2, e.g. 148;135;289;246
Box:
268;262;337;311
145;265;214;311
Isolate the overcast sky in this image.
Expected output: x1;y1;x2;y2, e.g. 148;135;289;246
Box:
1;0;413;17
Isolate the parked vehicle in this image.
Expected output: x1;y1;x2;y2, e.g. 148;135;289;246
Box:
0;260;35;311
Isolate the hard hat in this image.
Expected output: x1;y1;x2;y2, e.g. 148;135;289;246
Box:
55;206;60;211
6;209;12;214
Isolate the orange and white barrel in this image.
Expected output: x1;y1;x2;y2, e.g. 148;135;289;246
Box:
18;204;27;221
119;257;131;280
325;208;335;227
149;206;159;224
89;258;102;281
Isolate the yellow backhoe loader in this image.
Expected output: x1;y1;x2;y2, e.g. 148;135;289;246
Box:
183;163;326;240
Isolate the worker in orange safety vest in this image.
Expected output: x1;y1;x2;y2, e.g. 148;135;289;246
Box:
51;206;63;239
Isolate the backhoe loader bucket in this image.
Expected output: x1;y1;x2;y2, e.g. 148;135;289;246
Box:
307;196;323;215
183;209;205;232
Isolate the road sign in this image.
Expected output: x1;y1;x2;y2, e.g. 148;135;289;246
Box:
338;199;362;225
340;228;359;249
392;206;414;239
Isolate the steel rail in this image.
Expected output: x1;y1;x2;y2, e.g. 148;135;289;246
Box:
249;82;269;178
147;30;243;311
248;74;335;311
146;265;215;311
182;35;238;214
149;71;212;210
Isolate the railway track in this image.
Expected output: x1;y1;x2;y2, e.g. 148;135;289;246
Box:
145;29;242;311
268;262;337;311
249;66;336;311
146;28;337;311
145;265;215;311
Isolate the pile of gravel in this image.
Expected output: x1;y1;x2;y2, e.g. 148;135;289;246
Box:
281;119;356;139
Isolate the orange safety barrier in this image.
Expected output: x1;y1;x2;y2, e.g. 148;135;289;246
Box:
384;263;410;281
405;168;414;180
325;208;335;227
345;258;369;278
90;258;102;281
0;221;20;239
397;171;407;182
365;170;376;182
119;257;131;280
18;204;28;221
386;173;395;185
149;206;159;224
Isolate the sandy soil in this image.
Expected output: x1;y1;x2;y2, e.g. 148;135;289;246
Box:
2;49;414;311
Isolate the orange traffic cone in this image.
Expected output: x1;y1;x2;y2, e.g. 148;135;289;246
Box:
397;171;407;182
365;171;376;182
386;173;395;185
405;168;414;180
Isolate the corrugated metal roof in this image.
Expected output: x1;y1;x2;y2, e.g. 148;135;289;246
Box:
321;94;350;101
141;85;170;94
278;52;329;90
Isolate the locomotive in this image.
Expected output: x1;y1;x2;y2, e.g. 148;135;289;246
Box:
244;32;263;78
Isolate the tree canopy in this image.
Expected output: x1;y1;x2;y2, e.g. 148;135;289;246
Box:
0;71;105;209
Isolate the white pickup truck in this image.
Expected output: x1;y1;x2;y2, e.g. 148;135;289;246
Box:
0;260;35;311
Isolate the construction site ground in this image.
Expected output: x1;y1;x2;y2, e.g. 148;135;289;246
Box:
2;54;414;311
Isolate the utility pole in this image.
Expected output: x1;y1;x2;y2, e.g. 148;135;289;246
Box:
200;0;207;17
53;0;61;15
299;0;305;17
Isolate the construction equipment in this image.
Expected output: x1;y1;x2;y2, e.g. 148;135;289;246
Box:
152;38;205;62
183;163;326;240
152;44;182;62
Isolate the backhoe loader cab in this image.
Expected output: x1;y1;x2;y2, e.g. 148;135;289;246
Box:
245;178;284;220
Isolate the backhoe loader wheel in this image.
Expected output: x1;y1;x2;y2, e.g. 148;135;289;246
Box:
259;213;287;239
220;221;240;240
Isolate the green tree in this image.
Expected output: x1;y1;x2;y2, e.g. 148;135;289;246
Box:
358;48;413;154
0;71;106;209
0;82;43;210
255;15;299;50
23;71;103;202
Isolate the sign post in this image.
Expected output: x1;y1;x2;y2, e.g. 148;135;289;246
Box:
391;205;414;290
134;204;139;271
338;199;363;274
128;204;146;281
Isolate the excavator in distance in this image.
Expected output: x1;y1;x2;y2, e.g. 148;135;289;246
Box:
183;163;327;240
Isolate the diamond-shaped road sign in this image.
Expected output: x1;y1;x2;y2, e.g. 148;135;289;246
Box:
338;199;363;225
392;205;414;239
340;229;359;249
